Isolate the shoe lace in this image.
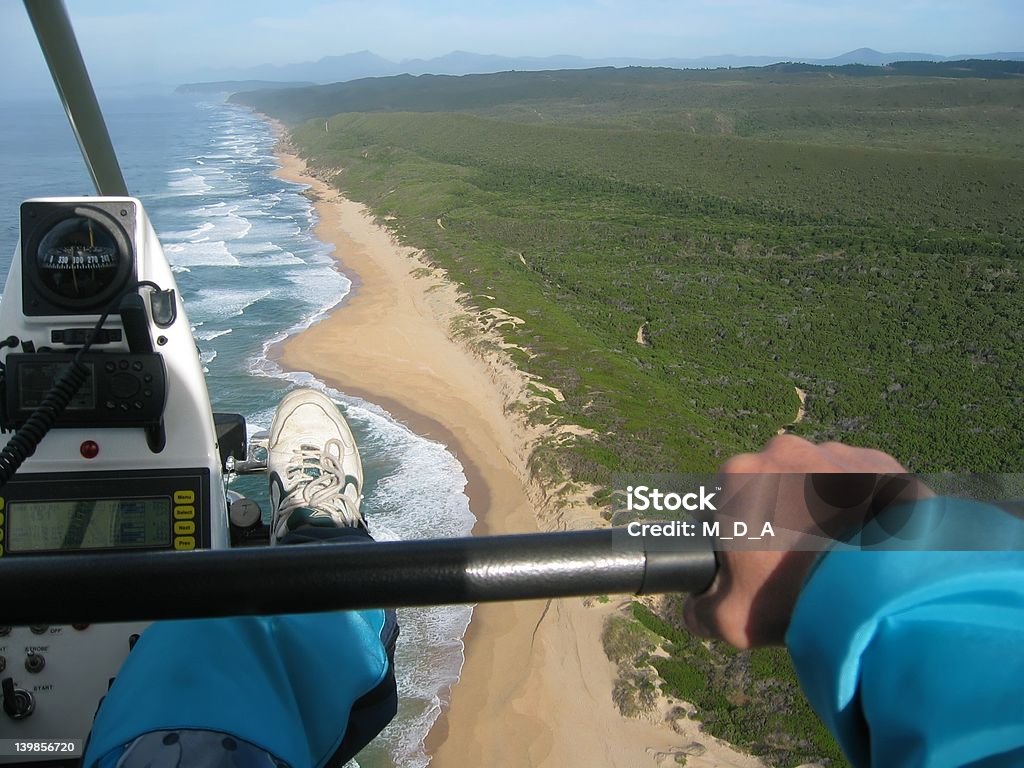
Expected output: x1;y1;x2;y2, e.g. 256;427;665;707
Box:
278;438;362;527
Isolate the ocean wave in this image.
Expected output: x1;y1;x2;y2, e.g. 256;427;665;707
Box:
194;327;232;342
166;170;212;196
258;219;304;241
189;220;217;239
230;240;282;255
192;201;229;216
164;240;240;267
179;204;256;243
241;249;305;267
184;287;272;323
162;220;215;241
240;267;348;343
179;208;252;242
353;408;474;540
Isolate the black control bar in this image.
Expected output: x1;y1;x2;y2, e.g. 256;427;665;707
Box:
0;530;716;625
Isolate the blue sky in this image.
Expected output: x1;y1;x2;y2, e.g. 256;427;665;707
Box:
2;0;1021;89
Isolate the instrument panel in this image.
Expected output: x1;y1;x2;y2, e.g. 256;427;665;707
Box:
0;469;211;557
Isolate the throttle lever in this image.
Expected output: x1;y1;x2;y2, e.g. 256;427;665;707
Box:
2;676;35;720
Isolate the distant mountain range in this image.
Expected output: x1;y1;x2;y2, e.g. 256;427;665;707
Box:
229;60;1024;126
184;47;1024;89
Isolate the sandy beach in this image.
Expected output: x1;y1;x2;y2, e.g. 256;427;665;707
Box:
272;140;763;768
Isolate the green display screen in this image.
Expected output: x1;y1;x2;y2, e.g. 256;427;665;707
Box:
18;361;95;410
6;498;171;552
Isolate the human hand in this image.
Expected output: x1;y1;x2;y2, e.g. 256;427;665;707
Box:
683;435;931;648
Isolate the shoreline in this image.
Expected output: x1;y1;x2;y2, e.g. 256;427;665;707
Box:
269;154;540;536
268;130;765;768
270;145;554;763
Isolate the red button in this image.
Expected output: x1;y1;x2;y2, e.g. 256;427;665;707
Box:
80;441;100;459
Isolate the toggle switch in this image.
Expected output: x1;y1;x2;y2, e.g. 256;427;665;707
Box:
25;650;45;673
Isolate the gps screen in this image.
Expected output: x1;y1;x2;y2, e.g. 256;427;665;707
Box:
6;498;171;552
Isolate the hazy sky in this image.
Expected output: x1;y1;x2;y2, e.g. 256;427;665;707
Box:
2;0;1021;89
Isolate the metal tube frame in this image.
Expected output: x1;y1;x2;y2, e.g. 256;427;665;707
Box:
23;0;129;196
0;530;716;625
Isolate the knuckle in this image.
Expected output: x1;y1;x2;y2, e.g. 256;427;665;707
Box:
768;433;809;450
721;453;762;474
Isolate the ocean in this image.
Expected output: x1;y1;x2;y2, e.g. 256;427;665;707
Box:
0;91;474;768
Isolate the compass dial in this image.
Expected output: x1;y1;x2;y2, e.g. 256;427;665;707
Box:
35;216;123;301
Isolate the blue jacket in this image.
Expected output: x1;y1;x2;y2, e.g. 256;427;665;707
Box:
83;609;392;768
787;498;1024;766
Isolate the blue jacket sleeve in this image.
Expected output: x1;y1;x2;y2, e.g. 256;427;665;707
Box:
82;610;392;768
785;498;1024;767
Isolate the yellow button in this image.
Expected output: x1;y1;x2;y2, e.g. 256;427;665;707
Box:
174;536;195;551
0;543;5;557
174;490;196;505
174;505;196;520
0;528;4;542
174;520;196;536
0;497;5;510
0;510;4;525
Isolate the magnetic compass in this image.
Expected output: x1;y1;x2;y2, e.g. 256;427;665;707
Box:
36;216;121;300
22;202;135;314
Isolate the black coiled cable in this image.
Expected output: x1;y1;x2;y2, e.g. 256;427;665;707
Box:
0;309;112;489
0;359;90;485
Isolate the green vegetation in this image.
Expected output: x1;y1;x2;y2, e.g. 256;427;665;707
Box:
637;600;846;765
601;600;845;763
601;614;661;717
238;67;1023;482
235;61;1024;157
236;66;1024;764
602;614;656;664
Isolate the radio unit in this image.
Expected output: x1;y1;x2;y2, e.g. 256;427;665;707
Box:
2;352;167;430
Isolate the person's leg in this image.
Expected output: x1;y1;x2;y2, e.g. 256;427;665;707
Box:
84;390;398;768
268;386;401;724
266;390;400;762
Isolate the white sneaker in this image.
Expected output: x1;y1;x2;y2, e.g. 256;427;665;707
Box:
268;388;365;544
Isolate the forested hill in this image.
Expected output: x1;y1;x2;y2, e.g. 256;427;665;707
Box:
231;59;1024;126
230;58;1022;482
